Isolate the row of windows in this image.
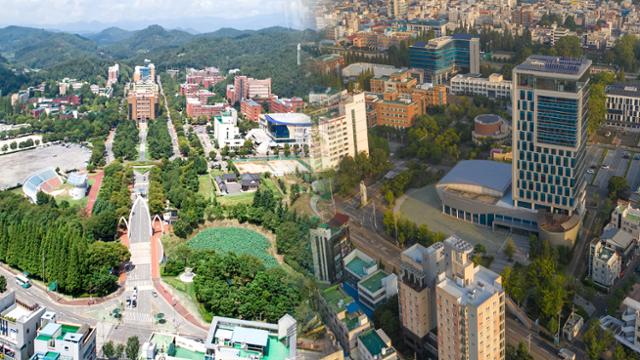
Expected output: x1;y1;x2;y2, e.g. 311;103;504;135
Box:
516;187;575;207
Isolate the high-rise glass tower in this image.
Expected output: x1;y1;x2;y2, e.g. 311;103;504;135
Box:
511;56;591;216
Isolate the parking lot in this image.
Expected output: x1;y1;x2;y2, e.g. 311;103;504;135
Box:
586;146;640;196
0;143;91;190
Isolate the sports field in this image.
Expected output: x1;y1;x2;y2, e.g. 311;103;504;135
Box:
233;159;309;176
188;227;278;268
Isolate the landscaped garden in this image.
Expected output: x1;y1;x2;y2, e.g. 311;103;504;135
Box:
188;226;278;268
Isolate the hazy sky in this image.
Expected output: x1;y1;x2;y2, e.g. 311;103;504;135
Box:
0;0;312;31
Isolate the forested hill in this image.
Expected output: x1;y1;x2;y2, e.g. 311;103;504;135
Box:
0;25;319;97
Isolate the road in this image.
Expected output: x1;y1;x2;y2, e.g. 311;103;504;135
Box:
105;129;115;165
139;121;147;161
193;125;215;158
157;76;182;160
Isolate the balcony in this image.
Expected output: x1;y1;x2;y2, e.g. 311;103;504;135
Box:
622;312;636;322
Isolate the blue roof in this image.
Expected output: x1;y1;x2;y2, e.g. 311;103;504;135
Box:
438;160;512;195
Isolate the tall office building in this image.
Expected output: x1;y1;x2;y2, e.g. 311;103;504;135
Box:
133;63;156;83
309;213;352;284
309;92;369;171
436;238;505;360
409;34;480;84
398;236;505;359
511;56;591;216
387;0;407;19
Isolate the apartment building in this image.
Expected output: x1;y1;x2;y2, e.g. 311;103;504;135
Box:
309;92;369;171
127;81;159;121
606;82;640;130
450;73;512;99
436;237;505;360
589;239;622;288
398;236;505;359
610;201;640;239
309;213;352;284
30;312;96;360
318;285;371;355
0;291;46;360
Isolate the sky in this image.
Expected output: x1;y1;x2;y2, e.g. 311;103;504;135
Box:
0;0;313;32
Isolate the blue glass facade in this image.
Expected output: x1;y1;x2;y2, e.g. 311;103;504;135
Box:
409;34;478;83
512;57;590;215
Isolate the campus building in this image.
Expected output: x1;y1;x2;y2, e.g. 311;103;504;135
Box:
227;76;272;104
127;81;159;121
450;73;513;99
133;64;156;83
141;333;206;360
30;312;96;360
409;34;480;84
259;113;313;147
240;99;263;122
601;297;640;354
0;291;47;360
107;64;119;86
397;236;505;359
472;114;510;144
309;92;370;171
310;213;352;284
605;82;640;129
373;92;421;128
185;67;224;89
204;315;297;360
213;109;243;148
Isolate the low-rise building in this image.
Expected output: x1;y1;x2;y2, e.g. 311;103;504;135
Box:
185;98;227;119
356;329;397;360
141;333;206;360
269;96;304;114
343;249;378;288
562;312;584;342
472;114;510;144
357;269;398;310
0;291;46;360
605;82;640;130
204;314;297;360
601;297;640;354
318;285;371;355
259;113;313;147
374;92;421;128
610;201;640;240
450;73;512;99
589;239;622;288
30;312;96;360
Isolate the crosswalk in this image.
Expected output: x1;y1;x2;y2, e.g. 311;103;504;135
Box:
123;311;154;323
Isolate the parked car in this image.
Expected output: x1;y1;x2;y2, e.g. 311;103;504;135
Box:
558;348;576;360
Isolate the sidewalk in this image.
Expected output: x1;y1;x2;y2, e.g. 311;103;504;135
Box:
85;170;104;215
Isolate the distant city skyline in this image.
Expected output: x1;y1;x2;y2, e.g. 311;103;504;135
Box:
0;0;314;33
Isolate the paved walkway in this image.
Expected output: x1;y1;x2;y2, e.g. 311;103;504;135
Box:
85;170;104;216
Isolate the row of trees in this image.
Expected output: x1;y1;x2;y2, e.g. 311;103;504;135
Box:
333;132;391;196
112;121;139;161
0;192;129;295
89;161;132;241
382;210;446;248
147;116;173;159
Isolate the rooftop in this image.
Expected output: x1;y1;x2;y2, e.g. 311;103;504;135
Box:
359;329;395;357
437;265;502;307
606;82;640;97
359;270;390;294
515;55;591;77
345;254;376;279
437;160;512;196
263;113;312;126
322;285;354;313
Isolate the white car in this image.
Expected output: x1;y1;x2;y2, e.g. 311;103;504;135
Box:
601;164;610;170
586;169;595;174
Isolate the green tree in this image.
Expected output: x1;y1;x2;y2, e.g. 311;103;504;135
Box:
125;336;140;360
609;176;630;200
506;342;533;360
115;344;125;359
584;320;613;360
0;275;6;293
555;36;583;58
504;238;516;260
102;341;116;359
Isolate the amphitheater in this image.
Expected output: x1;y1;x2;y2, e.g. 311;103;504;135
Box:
22;168;62;202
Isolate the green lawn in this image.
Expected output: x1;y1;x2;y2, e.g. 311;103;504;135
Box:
188;227;278;268
198;175;214;202
216;191;255;206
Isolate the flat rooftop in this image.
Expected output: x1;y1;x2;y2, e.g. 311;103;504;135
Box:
515;55;591;77
345;255;376;279
322;285;354;313
263;113;312;126
359;329;395;357
437;265;502;307
359;270;389;294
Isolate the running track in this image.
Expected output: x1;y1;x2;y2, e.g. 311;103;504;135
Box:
85;170;104;216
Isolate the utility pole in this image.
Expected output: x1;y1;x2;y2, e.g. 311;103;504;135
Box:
372;203;377;229
527;333;532;353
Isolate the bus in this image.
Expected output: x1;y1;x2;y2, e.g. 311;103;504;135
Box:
15;274;31;289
